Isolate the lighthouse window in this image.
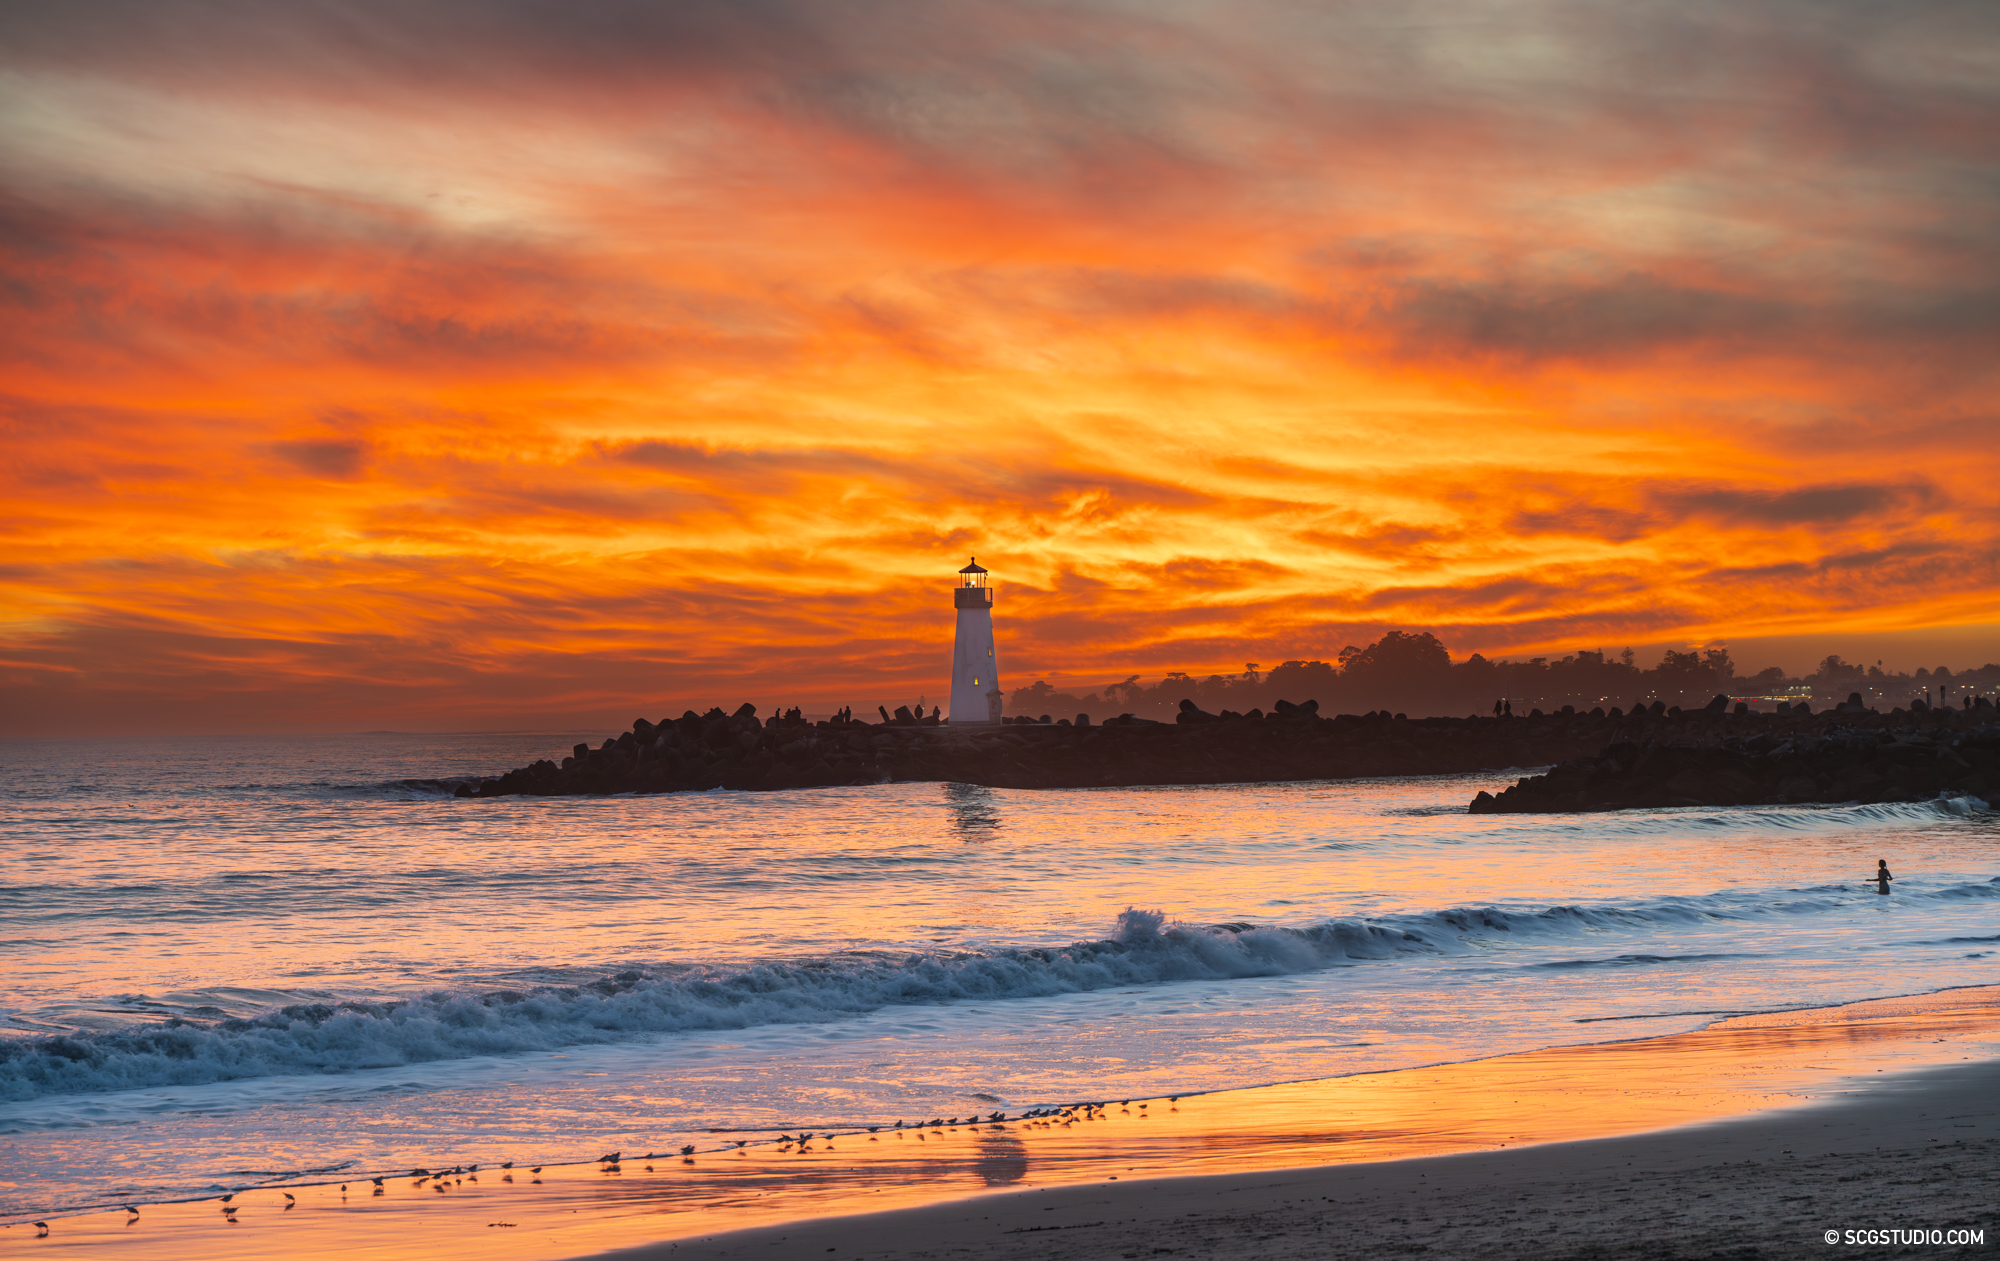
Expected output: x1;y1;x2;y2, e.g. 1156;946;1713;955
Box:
986;647;992;656
973;677;980;686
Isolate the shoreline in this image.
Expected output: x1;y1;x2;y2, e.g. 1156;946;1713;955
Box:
17;986;2000;1259
11;985;1992;1221
614;1057;1998;1261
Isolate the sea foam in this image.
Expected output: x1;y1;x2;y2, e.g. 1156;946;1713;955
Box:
5;879;1996;1103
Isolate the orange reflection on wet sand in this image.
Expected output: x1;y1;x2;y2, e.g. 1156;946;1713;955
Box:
21;988;2000;1261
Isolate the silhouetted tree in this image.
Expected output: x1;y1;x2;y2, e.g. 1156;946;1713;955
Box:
1003;632;2000;722
1340;631;1452;713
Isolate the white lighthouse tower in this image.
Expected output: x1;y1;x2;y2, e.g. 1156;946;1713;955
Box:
949;558;1002;724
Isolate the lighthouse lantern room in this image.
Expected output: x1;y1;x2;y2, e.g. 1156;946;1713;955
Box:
949;558;1001;724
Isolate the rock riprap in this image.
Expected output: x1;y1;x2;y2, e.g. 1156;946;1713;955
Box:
1471;706;2000;813
457;702;1636;798
455;697;2000;805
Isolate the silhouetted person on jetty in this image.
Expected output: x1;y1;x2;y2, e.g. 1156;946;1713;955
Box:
1872;859;1892;894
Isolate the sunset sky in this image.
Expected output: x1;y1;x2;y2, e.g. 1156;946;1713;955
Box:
4;0;1997;735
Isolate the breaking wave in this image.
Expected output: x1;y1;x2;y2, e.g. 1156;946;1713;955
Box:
5;881;1997;1103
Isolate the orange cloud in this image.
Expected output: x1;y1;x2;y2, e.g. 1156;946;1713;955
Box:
2;0;1997;733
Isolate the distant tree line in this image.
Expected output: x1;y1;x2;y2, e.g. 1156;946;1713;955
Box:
1008;631;2000;721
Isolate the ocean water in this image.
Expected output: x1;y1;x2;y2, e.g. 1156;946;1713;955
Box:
2;732;1997;1220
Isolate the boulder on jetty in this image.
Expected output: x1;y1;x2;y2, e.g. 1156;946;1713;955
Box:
1470;700;2000;813
454;703;1652;798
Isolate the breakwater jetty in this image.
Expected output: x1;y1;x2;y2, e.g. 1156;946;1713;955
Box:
457;701;1619;798
457;696;1999;807
1471;702;1999;813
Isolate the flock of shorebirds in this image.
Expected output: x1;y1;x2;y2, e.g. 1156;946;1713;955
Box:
26;1096;1187;1236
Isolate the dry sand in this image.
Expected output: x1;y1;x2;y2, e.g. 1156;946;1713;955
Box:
14;989;1999;1260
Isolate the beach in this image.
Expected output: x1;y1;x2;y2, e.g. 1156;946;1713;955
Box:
629;1060;1998;1261
5;736;1997;1258
13;0;2000;1251
16;987;1998;1259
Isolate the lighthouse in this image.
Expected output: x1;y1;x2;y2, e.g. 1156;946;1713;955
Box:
949;558;1002;724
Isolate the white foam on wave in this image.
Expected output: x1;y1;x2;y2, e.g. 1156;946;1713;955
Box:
5;877;1996;1104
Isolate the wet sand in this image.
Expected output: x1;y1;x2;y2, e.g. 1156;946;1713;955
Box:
623;1058;1997;1261
14;988;2000;1260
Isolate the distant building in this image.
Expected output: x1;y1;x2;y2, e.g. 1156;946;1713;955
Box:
950;558;1002;724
